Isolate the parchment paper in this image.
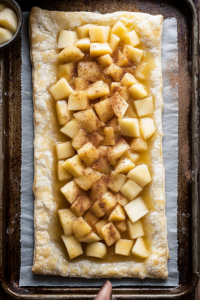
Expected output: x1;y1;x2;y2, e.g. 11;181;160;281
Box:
20;13;178;287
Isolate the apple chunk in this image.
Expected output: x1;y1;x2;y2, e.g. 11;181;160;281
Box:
60;119;80;138
50;78;73;101
72;217;92;240
56;142;75;160
57;30;77;49
74;108;104;133
109;92;128;118
77;61;101;83
94;99;114;123
75;168;101;191
120;179;143;201
124;150;140;163
115;220;127;232
130;137;148;152
95;219;108;239
124;197;149;223
127;164;151;187
71;194;92;217
90;43;112;56
78;142;99;167
107;171;126;193
60;180;83;204
115;239;134;256
68;91;90;111
119;118;140;137
58;62;76;82
129;83;148;99
104;63;124;82
109;33;120;51
115;192;129;206
86;242;107;259
134;96;154;117
0;8;17;32
58;209;76;235
62;154;86;178
108;204;126;222
123;45;143;64
139;117;155;140
56;100;72;125
76;38;90;51
111;21;128;40
87;81;109;100
101;222;120;246
61;235;83;259
115;50;129;67
76;24;95;38
89;25;110;43
73;77;89;91
124;29;140;47
121;73;137;87
57;161;72;182
127;219;144;239
58;45;84;62
132;237;149;259
115;157;135;174
98;54;113;68
0;28;12;44
102;127;115;146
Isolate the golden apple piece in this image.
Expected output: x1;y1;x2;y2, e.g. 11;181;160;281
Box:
58;209;76;235
101;222;120;246
0;27;12;44
91;200;105;218
57;30;77;49
132;237;149;259
120;87;129;102
106;117;121;133
88;131;104;147
49;78;73;101
124;197;149;223
127;219;145;239
58;45;84;62
89;25;110;43
74;108;104;133
124;150;140;163
90;42;112;57
130;136;148;152
62;154;86;178
0;8;17;32
95;219;108;239
115;192;129;206
60;119;80;138
109;33;120;51
123;45;143;64
115;50;129;67
79;231;101;243
121;73;137;87
139;117;155;140
84;210;99;225
134;96;154;117
86;242;107;259
56;142;75;160
58;62;76;81
72;129;89;150
90;175;109;201
102;127;115;146
129;83;148;99
110;82;121;94
127;164;151;187
87;80;110;100
77;142;99;167
77;61;101;83
75;168;101;191
109;92;128;118
120;179;143;201
124;29;140;47
61;235;83;259
107;171;126;193
97;54;114;68
56;100;72;126
60;180;83;204
97;145;111;158
73;77;89;91
76;38;90;51
108;204;126;222
111;21;128;40
94;98;114;123
114;220;127;232
119;118;140;137
72;217;92;240
57;161;73;182
115;157;135;174
125;104;137;118
71;194;92;217
68;91;90;111
100;192;117;214
76;24;96;38
92;156;112;174
108;137;130;165
104;63;124;82
115;239;134;256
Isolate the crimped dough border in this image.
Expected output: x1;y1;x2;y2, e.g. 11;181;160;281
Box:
30;6;168;279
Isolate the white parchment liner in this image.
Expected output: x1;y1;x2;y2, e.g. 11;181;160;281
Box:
20;12;178;287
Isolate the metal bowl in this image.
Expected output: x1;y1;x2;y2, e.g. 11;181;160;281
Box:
0;0;23;50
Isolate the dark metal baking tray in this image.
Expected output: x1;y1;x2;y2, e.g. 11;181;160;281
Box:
0;0;199;298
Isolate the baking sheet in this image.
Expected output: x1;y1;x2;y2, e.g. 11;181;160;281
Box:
20;12;178;287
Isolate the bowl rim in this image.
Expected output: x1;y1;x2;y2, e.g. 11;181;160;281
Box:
0;0;23;50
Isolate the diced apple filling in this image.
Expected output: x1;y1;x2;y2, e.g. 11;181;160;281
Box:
124;197;149;223
71;194;92;217
74;168;101;191
90;175;109;201
76;38;90;51
107;171;126;193
58;62;76;82
98;54;114;68
60;180;83;204
123;45;143;64
124;29;140;47
58;30;77;49
111;21;128;40
102;127;115;146
115;157;135;174
50;78;73;101
115;50;129;67
139;117;155;140
132;237;148;259
127;164;151;187
104;63;124;82
101;222;120;246
62;235;83;259
73;77;89;91
77;61;101;82
115;220;127;232
109;33;120;51
57;161;72;182
84;210;99;225
115;192;129;206
77;24;96;38
115;239;134;256
89;25;110;43
134;96;154;117
109;92;128;118
127;219;145;239
68;91;90;110
95;219;108;239
120;179;143;201
62;154;86;178
58;45;84;62
77;142;99;167
124;150;140;163
129;83;148;99
56;101;72;125
94;98;114;123
119;118;140;137
74;108;104;133
87;80;110;100
60;119;80;138
72;217;92;240
86;242;107;259
121;73;137;87
108;204;126;222
90;42;112;56
79;231;101;243
58;209;76;235
56;142;75;160
130;136;148;152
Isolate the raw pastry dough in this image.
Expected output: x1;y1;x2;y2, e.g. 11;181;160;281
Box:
30;6;168;279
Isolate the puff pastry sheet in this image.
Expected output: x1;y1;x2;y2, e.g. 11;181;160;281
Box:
30;6;168;279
